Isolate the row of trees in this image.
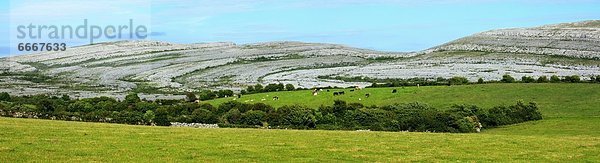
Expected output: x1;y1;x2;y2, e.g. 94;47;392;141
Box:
369;75;600;88
0;92;542;133
184;75;600;102
500;74;591;83
243;83;296;94
186;83;297;101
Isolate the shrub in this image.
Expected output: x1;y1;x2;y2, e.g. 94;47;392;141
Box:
477;78;484;84
68;101;94;112
125;93;141;105
273;105;316;128
198;90;217;101
448;77;469;85
216;90;234;98
563;75;580;83
537;76;549;83
185;92;197;102
192;108;217;123
253;84;264;93
0;92;10;101
521;76;535;83
285;84;295;91
550;75;561;83
221;109;242;124
501;74;515;83
241;110;266;125
154;107;171;126
143;110;155;124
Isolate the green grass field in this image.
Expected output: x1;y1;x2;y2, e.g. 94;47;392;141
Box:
1;83;599;161
207;83;600;117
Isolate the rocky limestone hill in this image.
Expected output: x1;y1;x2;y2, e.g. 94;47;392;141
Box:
429;20;600;59
0;20;599;99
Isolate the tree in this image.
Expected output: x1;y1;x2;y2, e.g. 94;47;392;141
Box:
448;77;469;85
241;110;266;125
0;92;10;101
185;92;197;102
154;107;171;126
125;93;141;105
254;84;264;93
501;74;515;83
221;109;242;124
264;84;279;92
143;110;156;124
521;76;535;83
192;108;217;123
285;84;295;91
550;75;561;83
198;90;216;100
135;102;158;112
68;101;94;112
246;86;255;93
563;75;580;83
38;99;56;113
537;76;549;83
477;78;484;84
60;95;71;101
216;90;234;98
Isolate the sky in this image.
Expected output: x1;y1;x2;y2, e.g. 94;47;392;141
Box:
1;0;600;57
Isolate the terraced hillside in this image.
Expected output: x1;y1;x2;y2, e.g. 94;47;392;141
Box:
0;20;599;99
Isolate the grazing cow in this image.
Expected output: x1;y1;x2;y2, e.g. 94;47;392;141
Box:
333;92;339;96
326;90;330;92
272;96;279;100
350;89;354;92
392;89;397;93
339;91;345;95
237;94;242;98
365;93;370;98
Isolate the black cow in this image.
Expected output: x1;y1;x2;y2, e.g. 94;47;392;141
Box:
333;92;339;96
237;94;242;98
273;96;279;100
365;93;370;98
350;89;355;92
392;89;397;93
339;91;345;95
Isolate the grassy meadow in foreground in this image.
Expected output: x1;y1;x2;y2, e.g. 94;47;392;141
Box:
1;83;599;161
0;117;599;162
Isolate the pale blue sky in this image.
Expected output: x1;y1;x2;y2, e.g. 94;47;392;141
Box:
1;0;600;56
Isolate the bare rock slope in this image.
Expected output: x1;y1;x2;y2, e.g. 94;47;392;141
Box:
0;20;599;99
430;20;600;59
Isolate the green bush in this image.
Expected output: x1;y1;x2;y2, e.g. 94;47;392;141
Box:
501;74;515;83
241;110;266;126
550;75;561;83
192;108;217;123
537;76;549;83
0;92;10;101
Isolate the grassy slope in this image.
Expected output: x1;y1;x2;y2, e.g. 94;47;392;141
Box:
0;118;599;162
1;83;599;161
206;83;600;118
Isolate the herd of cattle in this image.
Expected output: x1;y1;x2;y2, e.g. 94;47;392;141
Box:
235;88;401;102
329;88;399;98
